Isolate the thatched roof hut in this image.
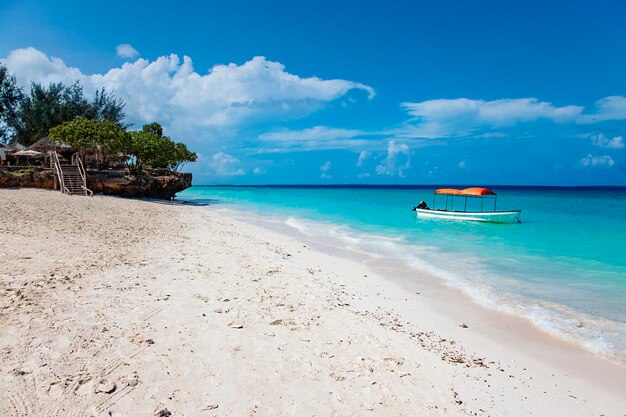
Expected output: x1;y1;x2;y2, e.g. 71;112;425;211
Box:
7;142;27;152
0;143;9;161
29;137;74;152
1;142;26;160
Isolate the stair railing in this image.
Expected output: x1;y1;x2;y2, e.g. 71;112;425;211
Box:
75;155;93;196
51;151;70;194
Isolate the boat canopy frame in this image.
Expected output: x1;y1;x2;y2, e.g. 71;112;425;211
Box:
433;187;497;212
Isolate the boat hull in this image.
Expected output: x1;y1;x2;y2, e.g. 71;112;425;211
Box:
415;208;521;223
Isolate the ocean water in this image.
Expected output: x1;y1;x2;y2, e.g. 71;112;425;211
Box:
177;185;626;363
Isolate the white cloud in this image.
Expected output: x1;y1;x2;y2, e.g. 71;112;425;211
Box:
116;43;139;58
376;140;410;177
400;98;583;138
398;96;626;139
255;126;372;153
260;126;364;142
210;152;245;176
256;125;447;153
1;47;84;87
320;160;332;179
580;154;615;168
356;150;370;167
590;134;624;149
578;96;626;123
1;47;374;142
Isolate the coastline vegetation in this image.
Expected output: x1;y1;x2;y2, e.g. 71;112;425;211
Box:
0;64;196;173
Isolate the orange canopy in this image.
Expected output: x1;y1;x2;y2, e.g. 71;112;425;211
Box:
435;187;496;196
460;187;496;196
435;188;462;195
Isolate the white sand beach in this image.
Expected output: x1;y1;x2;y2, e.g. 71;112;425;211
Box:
0;188;624;417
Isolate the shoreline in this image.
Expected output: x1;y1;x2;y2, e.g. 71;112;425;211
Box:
202;204;626;414
215;206;626;375
217;204;626;367
1;189;624;416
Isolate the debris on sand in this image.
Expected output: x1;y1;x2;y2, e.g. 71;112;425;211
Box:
95;380;117;394
228;319;244;329
154;404;172;417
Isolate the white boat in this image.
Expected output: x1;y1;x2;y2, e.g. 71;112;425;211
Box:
413;187;521;224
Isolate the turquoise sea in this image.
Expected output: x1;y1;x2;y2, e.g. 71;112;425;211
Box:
177;186;626;363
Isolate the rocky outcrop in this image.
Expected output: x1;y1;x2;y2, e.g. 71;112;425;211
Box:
0;167;192;200
87;170;192;200
0;168;55;189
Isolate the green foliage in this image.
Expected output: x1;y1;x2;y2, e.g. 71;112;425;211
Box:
49;117;129;151
13;81;126;146
0;64;24;143
50;120;196;173
92;88;126;125
172;142;197;171
1;64;196;174
142;122;163;137
127;123;197;173
49;117;130;168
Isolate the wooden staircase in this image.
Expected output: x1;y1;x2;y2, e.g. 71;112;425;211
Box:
52;152;93;196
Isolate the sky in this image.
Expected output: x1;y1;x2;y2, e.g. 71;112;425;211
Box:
1;0;625;185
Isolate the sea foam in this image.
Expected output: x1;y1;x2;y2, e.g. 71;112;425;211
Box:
282;215;626;365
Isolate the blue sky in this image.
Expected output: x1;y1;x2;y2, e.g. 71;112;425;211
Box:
1;0;626;185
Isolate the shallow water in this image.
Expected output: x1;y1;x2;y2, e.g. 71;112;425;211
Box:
177;185;626;363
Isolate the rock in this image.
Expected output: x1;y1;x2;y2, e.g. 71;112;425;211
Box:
203;403;219;410
0;168;54;189
95;380;117;394
458;323;468;328
0;167;192;200
87;170;192;200
154;404;172;417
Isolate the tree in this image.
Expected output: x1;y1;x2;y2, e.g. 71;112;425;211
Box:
16;82;78;145
141;122;163;137
92;88;126;126
127;130;162;173
128;123;197;173
48;119;196;174
49;117;130;167
0;64;24;143
171;142;197;171
14;81;126;146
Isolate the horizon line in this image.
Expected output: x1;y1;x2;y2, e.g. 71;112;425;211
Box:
190;184;626;189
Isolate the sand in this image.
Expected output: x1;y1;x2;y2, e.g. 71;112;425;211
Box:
0;188;624;417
